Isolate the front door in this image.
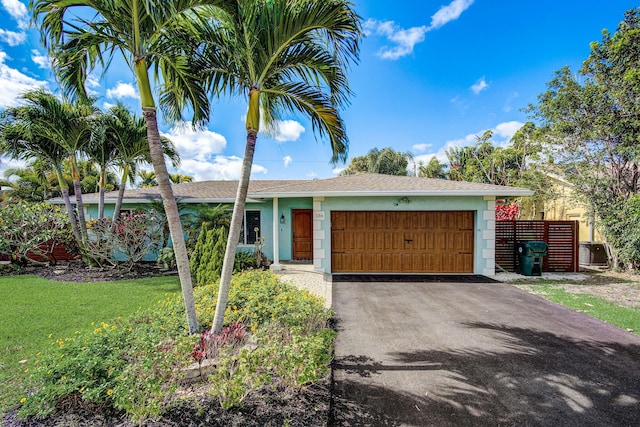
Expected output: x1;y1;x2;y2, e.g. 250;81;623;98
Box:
292;209;313;260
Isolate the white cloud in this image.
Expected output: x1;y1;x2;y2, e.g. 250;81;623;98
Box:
85;74;101;95
331;167;345;175
106;82;139;99
503;92;519;112
179;156;267;181
413;121;525;165
306;171;318;178
31;49;50;69
364;19;428;60
273;120;305;142
283;155;292;167
494;121;524;143
0;29;26;46
470;76;488;94
0;156;27;183
102;101;115;110
1;0;29;29
364;0;474;60
162;122;227;163
429;0;475;30
412;143;432;152
0;51;47;108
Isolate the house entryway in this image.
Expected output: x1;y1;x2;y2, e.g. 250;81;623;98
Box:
292;209;313;260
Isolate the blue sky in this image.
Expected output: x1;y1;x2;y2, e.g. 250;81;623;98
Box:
0;0;637;183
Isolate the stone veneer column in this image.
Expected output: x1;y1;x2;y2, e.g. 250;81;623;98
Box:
482;196;496;276
312;197;326;272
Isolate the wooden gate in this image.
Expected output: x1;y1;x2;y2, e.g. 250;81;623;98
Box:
495;221;579;273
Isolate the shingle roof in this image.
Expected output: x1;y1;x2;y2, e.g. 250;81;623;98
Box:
55;173;532;204
254;174;532;196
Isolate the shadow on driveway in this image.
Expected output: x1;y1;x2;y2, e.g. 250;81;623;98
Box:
330;281;640;426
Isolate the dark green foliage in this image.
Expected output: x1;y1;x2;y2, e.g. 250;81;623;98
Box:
190;226;227;286
528;8;640;268
340;147;413;176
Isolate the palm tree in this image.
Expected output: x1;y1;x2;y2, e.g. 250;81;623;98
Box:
169;173;193;184
200;0;361;332
137;170;158;188
32;0;238;334
0;89;83;244
103;103;180;222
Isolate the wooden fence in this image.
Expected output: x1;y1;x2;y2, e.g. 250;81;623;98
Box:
495;220;579;273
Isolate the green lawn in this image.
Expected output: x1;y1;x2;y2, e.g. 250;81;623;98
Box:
0;274;181;414
521;283;640;335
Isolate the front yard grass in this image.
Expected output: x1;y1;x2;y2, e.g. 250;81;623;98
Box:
0;274;180;414
511;271;640;335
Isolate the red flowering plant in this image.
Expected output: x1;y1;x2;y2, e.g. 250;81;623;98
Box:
191;322;247;363
495;201;520;221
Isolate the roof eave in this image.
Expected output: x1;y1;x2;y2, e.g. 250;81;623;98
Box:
253;189;534;198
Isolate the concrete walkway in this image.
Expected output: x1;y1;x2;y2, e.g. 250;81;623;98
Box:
330;280;640;426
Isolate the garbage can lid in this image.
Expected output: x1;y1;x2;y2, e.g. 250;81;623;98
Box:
525;241;548;252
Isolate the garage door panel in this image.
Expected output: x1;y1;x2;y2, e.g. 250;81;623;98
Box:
331;211;474;273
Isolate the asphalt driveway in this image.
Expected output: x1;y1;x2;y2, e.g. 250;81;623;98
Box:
330;278;640;426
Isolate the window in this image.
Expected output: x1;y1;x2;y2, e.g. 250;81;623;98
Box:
239;210;261;245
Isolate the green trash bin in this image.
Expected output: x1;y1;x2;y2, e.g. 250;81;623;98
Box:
516;241;548;276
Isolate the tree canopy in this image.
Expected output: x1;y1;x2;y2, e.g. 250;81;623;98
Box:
528;7;640;268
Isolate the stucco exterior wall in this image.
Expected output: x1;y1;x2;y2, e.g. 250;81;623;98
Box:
311;195;497;276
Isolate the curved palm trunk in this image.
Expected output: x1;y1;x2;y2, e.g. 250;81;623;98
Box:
144;107;199;334
211;130;257;333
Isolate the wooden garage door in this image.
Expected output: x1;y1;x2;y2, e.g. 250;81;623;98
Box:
331;211;474;273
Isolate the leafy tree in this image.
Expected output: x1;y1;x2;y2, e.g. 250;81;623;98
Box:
528;8;640;267
417;156;447;179
2;159;56;203
445;126;553;218
137;170;158;188
200;0;361;332
0;202;75;265
340;147;413;176
0;89;84;244
32;0;231;332
169;173;193;184
102;104;180;223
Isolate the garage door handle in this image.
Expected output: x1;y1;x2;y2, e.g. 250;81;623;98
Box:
405;239;413;243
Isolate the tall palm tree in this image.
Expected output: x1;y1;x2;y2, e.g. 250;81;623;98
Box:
0;89;83;244
103;103;180;223
200;0;361;332
32;0;238;334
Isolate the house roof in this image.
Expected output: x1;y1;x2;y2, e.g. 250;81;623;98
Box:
52;173;533;205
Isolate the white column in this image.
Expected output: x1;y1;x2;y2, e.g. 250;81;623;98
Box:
270;197;282;271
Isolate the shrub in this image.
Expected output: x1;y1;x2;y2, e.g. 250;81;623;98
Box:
19;312;193;421
85;213;163;269
0;202;75;265
190;226;227;286
189;270;335;409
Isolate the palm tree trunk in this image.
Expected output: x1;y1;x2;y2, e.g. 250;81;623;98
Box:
111;165;129;226
211;130;257;333
70;155;89;245
143;107;199;334
98;168;106;219
54;166;82;246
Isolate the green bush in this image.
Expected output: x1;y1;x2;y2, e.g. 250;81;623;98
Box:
190;226;227;286
17;271;334;419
